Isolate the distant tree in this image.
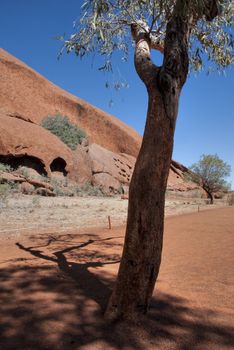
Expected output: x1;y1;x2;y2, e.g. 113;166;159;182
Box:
62;1;234;322
190;154;231;204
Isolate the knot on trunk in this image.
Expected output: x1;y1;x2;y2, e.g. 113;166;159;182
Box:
131;21;150;42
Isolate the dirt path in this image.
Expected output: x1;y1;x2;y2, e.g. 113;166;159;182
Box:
0;207;233;349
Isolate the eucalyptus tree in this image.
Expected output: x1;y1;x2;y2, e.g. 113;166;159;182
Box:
63;0;234;322
190;154;231;204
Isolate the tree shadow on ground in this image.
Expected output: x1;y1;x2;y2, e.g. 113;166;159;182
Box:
16;235;119;311
0;232;233;350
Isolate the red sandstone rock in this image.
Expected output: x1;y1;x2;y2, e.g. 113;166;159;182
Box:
71;145;92;185
0;48;141;157
0;48;204;194
89;143;135;185
0;170;54;193
0;111;74;176
0;172;25;183
0;111;93;184
92;173;121;193
20;182;35;195
34;187;55;197
121;194;129;200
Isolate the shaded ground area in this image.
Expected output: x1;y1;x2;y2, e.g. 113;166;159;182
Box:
0;207;233;349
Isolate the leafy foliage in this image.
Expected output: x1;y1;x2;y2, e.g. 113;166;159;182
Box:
60;0;233;74
190;154;231;196
41;114;87;150
0;163;12;173
190;1;234;72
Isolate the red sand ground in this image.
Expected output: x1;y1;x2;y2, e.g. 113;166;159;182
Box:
0;207;233;349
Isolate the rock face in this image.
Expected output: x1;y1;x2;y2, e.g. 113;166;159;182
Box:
92;173;121;193
0;48;141;157
20;182;35;195
0;48;204;196
0;112;91;184
88;144;136;193
0;171;54;195
71;146;92;185
167;160;205;197
0;111;72;175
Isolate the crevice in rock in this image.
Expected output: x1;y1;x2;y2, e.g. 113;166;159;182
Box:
50;157;68;176
92;170;113;176
7;112;35;124
0;154;47;175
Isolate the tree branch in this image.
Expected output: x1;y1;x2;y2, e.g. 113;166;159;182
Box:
131;23;158;86
160;0;221;90
201;0;221;21
149;32;164;53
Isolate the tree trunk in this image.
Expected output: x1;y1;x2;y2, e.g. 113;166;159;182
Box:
202;185;214;204
105;82;178;322
105;3;191;323
207;190;214;204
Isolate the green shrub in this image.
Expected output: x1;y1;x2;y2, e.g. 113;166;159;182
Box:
0;183;11;197
50;179;105;197
16;166;30;178
0;181;18;198
41;114;87;150
76;183;105;197
0;163;12;173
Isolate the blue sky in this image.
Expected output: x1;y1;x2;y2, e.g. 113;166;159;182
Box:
1;0;233;188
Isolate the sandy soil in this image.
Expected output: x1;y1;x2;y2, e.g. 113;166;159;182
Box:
0;202;233;349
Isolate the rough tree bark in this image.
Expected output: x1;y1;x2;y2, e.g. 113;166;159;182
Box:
105;0;220;322
205;188;214;204
209;193;214;204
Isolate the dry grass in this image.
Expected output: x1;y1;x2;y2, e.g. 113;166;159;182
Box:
0;194;228;236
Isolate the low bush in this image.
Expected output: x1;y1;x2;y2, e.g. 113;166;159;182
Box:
0;163;12;173
50;179;105;197
0;183;11;197
0;181;18;198
76;183;105;197
16;166;30;178
41;114;88;150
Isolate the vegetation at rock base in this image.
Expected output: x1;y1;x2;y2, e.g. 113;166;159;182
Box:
41;114;88;150
0;183;12;198
0;162;120;198
0;181;18;199
51;179;105;197
190;154;231;204
0;163;13;173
